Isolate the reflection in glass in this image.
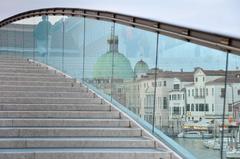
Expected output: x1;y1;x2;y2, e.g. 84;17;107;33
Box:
156;35;227;158
48;16;63;70
63;16;84;79
112;24;158;125
84;18;113;99
33;15;52;63
1;15;240;159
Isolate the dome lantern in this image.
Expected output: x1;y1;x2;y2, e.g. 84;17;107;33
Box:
134;59;149;78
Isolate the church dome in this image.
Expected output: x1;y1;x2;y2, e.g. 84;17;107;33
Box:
93;34;134;80
134;59;149;75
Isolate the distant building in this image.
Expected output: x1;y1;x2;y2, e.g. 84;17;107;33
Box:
185;68;240;121
91;31;240;131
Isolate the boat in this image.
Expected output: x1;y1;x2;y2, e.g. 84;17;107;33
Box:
183;131;202;138
226;148;240;158
178;131;213;139
203;138;229;150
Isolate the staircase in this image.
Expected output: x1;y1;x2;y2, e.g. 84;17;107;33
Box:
0;55;176;159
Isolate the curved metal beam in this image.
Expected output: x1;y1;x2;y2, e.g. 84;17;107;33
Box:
0;7;240;55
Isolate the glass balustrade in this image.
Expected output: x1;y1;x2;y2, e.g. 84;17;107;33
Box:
0;14;239;159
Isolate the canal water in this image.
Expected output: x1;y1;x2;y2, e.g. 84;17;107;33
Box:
174;138;224;159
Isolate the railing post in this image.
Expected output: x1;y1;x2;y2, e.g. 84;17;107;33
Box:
152;33;159;133
110;22;116;102
82;17;86;82
62;17;65;72
220;52;229;159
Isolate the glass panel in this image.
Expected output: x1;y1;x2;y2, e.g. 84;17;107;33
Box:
6;23;16;57
63;16;84;79
2;25;8;56
1;14;238;159
156;35;227;159
22;17;35;59
225;53;240;156
48;15;63;70
14;20;24;58
84;18;113;99
113;24;158;127
0;27;3;54
33;15;51;63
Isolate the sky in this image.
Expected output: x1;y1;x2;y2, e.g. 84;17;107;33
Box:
0;0;240;39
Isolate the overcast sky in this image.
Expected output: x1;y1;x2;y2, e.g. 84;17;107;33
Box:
0;0;240;39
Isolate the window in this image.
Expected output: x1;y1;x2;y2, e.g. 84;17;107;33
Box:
221;88;225;97
158;81;161;87
163;97;168;109
212;104;214;112
174;84;180;90
196;104;199;111
212;88;214;96
191;104;194;111
177;94;181;100
238;90;240;95
188;90;190;97
203;77;205;82
199;104;204;111
173;107;180;115
195;88;198;97
228;104;233;112
195;77;198;82
118;88;121;93
186;104;190;111
172;94;177;100
147;95;154;107
203;88;205;96
200;88;202;97
205;104;209;111
206;88;208;96
192;89;194;96
169;95;171;100
163;81;167;86
158;97;161;109
183;94;185;100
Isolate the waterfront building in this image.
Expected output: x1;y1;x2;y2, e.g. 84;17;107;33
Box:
185;68;240;121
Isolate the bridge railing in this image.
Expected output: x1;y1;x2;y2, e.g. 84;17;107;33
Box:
1;14;239;159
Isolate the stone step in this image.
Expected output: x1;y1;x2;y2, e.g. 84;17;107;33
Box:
0;91;93;98
0;148;171;159
0;104;110;111
0;111;118;118
0;64;42;68
0;137;153;148
0;76;74;82
0;127;141;137
0;73;61;77
0;55;175;159
0;68;54;73
0;56;23;59
0;86;85;92
0;59;29;63
0;61;33;65
0;97;102;104
0;81;79;87
0;118;129;127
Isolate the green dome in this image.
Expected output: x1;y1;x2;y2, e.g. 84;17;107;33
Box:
93;51;134;80
134;59;149;75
